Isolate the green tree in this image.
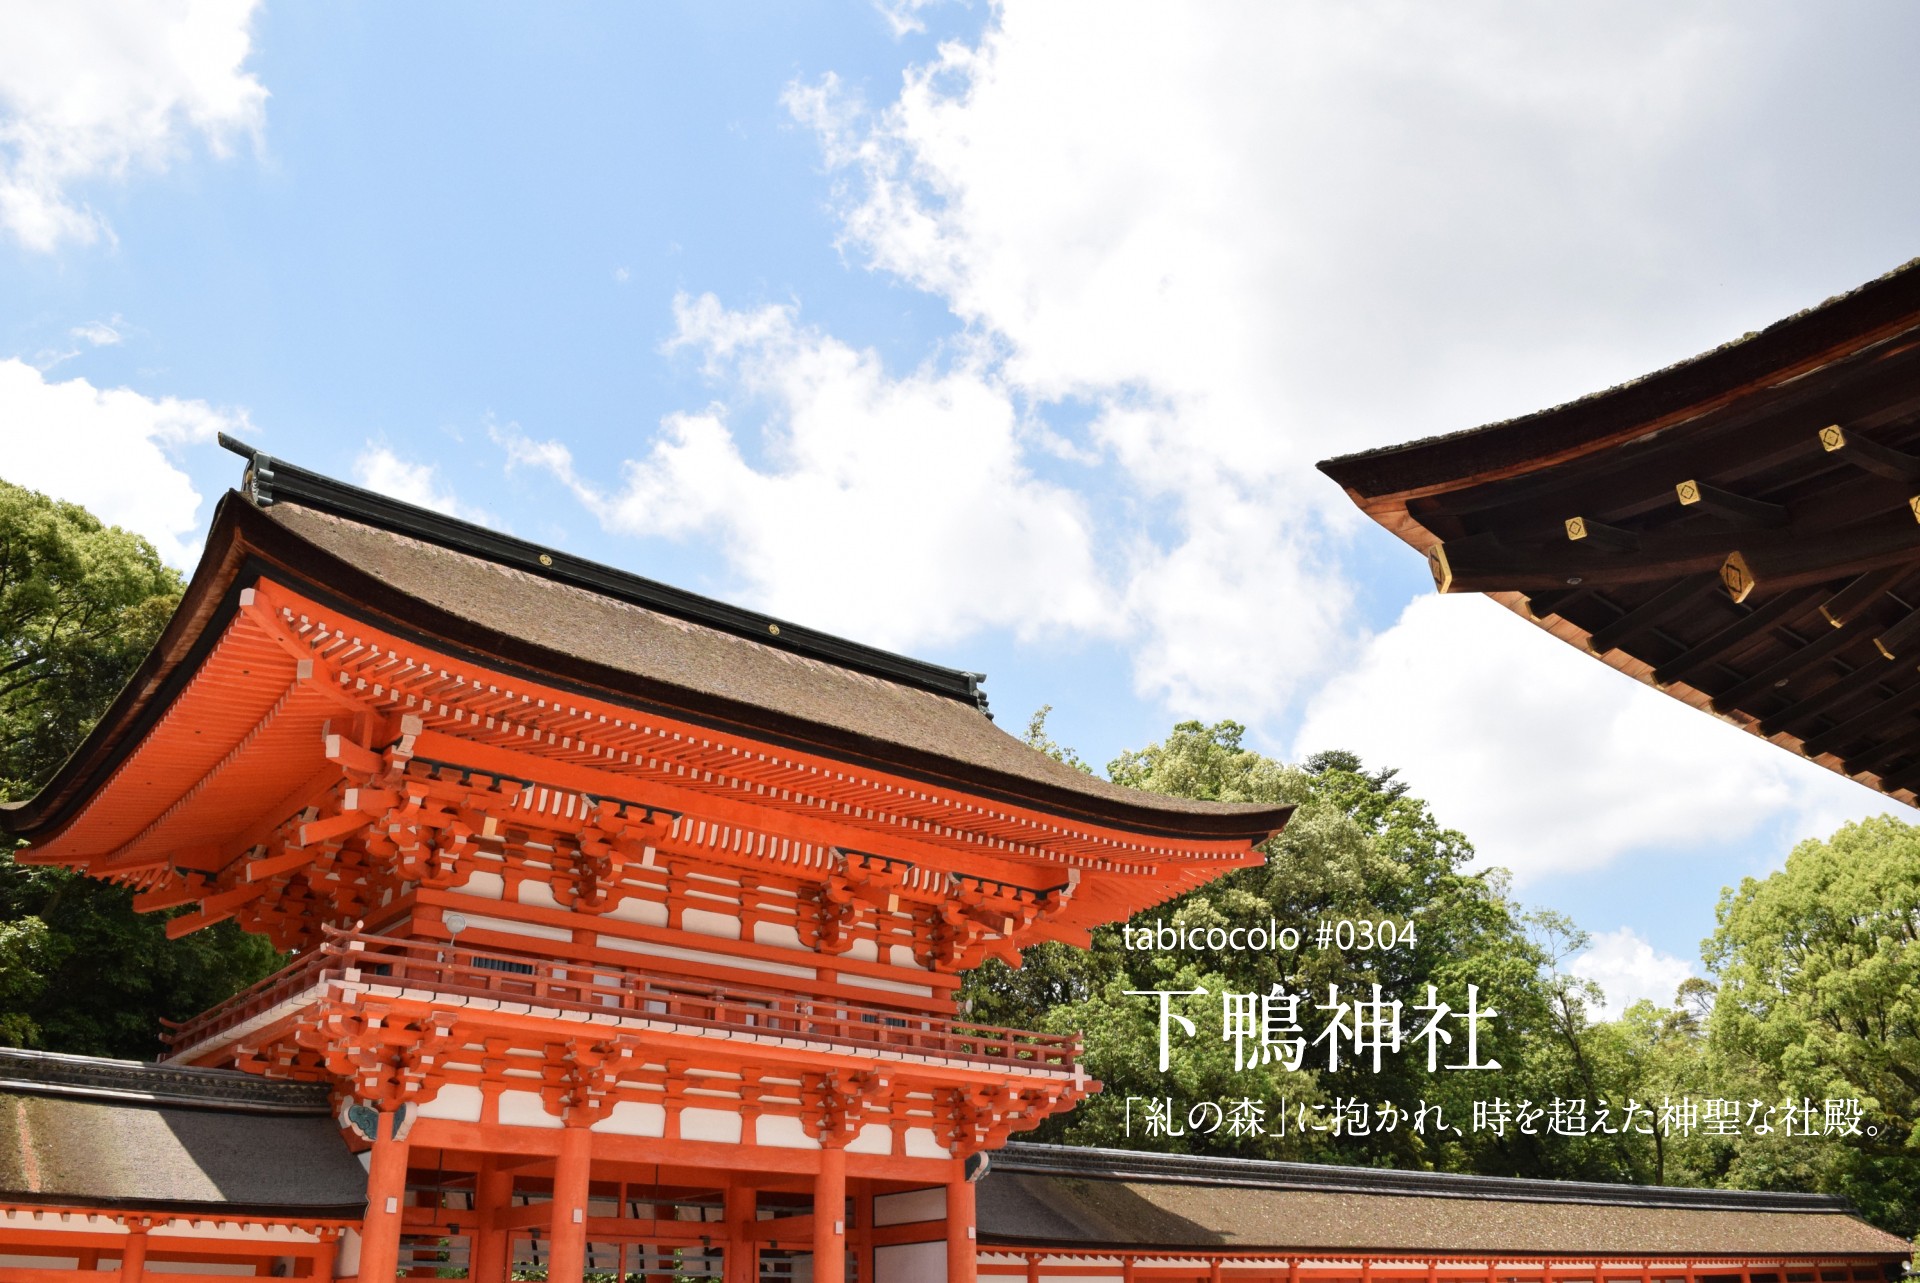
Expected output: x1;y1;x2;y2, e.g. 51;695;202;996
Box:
0;478;281;1057
0;479;182;797
968;718;1607;1176
1705;814;1920;1234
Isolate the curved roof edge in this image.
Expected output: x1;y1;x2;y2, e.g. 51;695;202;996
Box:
0;1047;330;1116
988;1142;1858;1214
4;464;1290;848
1320;257;1920;500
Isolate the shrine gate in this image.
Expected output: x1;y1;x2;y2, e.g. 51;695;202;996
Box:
0;437;1909;1279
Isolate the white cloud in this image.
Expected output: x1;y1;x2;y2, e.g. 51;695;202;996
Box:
872;0;947;38
754;0;1920;857
503;293;1118;651
69;318;122;347
1570;927;1696;1021
0;357;244;565
352;444;477;522
808;4;1761;454
776;2;1882;724
1292;594;1892;883
0;0;267;251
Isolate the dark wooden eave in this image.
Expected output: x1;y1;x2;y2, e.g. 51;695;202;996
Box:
1318;257;1920;805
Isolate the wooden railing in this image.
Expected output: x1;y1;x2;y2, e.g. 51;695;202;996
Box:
164;927;1082;1073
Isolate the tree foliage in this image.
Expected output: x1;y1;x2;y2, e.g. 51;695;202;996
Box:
969;718;1648;1178
0;478;281;1057
1703;815;1920;1233
979;716;1920;1234
0;479;183;798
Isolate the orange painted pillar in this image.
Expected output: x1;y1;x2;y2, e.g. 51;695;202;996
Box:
724;1181;757;1283
814;1145;847;1283
850;1181;874;1283
470;1158;514;1283
118;1225;149;1283
359;1111;412;1283
946;1169;977;1283
546;1125;593;1283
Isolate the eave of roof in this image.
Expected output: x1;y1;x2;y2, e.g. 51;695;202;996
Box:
3;454;1289;848
223;434;993;708
0;1047;330;1116
0;1051;366;1218
1320;256;1920;501
977;1143;1912;1258
1308;259;1920;808
985;1142;1852;1213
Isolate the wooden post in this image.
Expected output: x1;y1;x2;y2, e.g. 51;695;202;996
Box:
359;1110;412;1283
470;1157;514;1283
725;1180;757;1283
1025;1252;1041;1283
546;1124;592;1283
117;1224;149;1283
849;1180;874;1283
946;1168;977;1283
814;1146;847;1283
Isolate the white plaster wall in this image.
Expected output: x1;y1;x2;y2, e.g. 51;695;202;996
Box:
418;1083;483;1121
754;1114;820;1150
333;1229;360;1279
873;1187;945;1227
840;972;934;998
597;933;816;980
497;1089;563;1128
461;913;571;942
591;1099;666;1137
679;1106;743;1143
845;1122;892;1156
0;1213;121;1233
875;1241;945;1282
604;896;668;927
683;908;742;940
903;1127;950;1158
754;921;805;950
150;1224;317;1243
450;870;505;900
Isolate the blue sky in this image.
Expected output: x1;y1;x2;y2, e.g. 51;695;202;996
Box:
7;1;1920;1014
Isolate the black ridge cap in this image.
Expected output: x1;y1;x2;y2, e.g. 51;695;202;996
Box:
0;501;1287;844
0;1047;332;1116
218;434;992;712
1317;255;1920;499
986;1142;1859;1215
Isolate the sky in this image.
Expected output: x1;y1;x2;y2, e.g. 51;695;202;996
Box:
4;0;1919;1018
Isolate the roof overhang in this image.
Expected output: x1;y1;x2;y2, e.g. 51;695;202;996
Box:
1318;258;1920;804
